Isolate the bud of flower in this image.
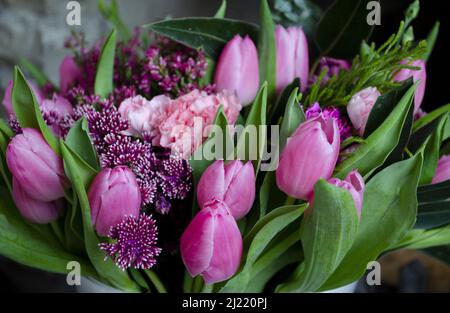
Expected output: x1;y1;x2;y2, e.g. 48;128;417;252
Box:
6;128;67;202
276;115;340;200
59;55;82;93
432;155;450;184
12;178;63;224
214;35;259;106
394;60;426;114
197;160;255;220
275;25;309;92
347;87;381;136
327;170;365;217
87;166;141;236
180;199;243;284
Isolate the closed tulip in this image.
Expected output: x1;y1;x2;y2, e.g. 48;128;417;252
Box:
214;35;259;106
275;25;309;92
328;170;365;217
394;60;426;114
87;166;141;236
276;115;340;200
432;155;450;184
180;199;242;284
59;55;82;93
197;160;255;219
12;178;63;224
347;87;381;136
6;128;67;202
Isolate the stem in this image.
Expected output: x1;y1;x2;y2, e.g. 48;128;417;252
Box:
50;221;65;247
284;196;296;206
144;270;167;293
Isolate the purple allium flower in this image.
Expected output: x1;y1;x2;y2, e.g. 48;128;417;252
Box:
8;115;22;134
306;102;352;140
99;214;162;270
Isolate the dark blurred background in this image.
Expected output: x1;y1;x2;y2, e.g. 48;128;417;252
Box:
0;0;449;292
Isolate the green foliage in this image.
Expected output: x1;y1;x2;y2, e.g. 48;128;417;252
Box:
94;29;117;98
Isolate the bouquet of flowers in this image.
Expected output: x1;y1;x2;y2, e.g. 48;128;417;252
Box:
1;0;449;293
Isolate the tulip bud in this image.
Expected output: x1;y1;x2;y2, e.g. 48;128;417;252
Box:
87;166;141;236
214;35;259;106
180;199;242;284
2;80;44;116
276;115;340;200
432;155;450;184
347;87;381;136
394;60;426;114
6;128;67;202
12;178;63;224
59;55;82;93
275;25;309;92
328;170;365;217
197;160;255;219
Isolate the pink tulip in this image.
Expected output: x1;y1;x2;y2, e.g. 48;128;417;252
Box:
432;155;450;184
12;178;63;224
276;115;340;200
275;25;309;92
214;35;259;106
197;160;255;219
6;128;67;202
180;199;242;284
347;87;381;136
59;55;82;93
2;79;44;116
394;60;426;114
87;166;141;236
328;170;365;217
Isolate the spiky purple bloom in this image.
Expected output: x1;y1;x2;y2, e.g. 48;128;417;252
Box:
8;115;22;134
306;102;352;140
99;214;162;270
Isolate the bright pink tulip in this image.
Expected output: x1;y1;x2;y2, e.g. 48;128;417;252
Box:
180;199;242;284
2;79;44;116
12;178;63;224
214;35;259;106
347;87;381;136
432;155;450;184
197;160;255;219
87;166;141;236
59;55;82;93
6;128;67;202
328;170;365;217
275;25;309;93
276;115;340;200
394;60;427;114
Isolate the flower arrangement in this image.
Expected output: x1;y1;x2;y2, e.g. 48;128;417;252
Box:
0;0;449;293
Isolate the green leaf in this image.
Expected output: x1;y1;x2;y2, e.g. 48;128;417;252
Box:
279;88;305;151
145;18;259;59
60;141;138;291
393;224;450;250
19;58;52;88
0;119;14;138
214;0;227;18
424;21;440;61
315;0;374;59
415;201;450;229
320;153;423;290
94;29;117;98
98;0;131;40
235;83;267;173
418;180;450;203
335;82;416;178
268;77;300;125
0;132;12;193
11;67;60;155
412;103;450;132
258;0;277;102
65;118;100;171
277;180;358;292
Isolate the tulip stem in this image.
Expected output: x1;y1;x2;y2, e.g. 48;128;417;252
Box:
284;196;296;206
50;221;65;247
144;270;167;293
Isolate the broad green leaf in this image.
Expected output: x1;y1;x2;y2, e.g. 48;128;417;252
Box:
321;153;423;290
20;58;52;88
11;67;60;155
315;0;373;59
64;191;85;255
214;0;227;18
413;103;450;132
424;21;440;61
277;180;358;292
335;83;416;178
415;201;450;229
65;118;100;171
418;179;450;203
258;0;277;102
60;141;138;291
279;88;305;151
268;77;300;125
0;119;14;138
393;224;450;250
145;18;259;59
94;29;117;98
